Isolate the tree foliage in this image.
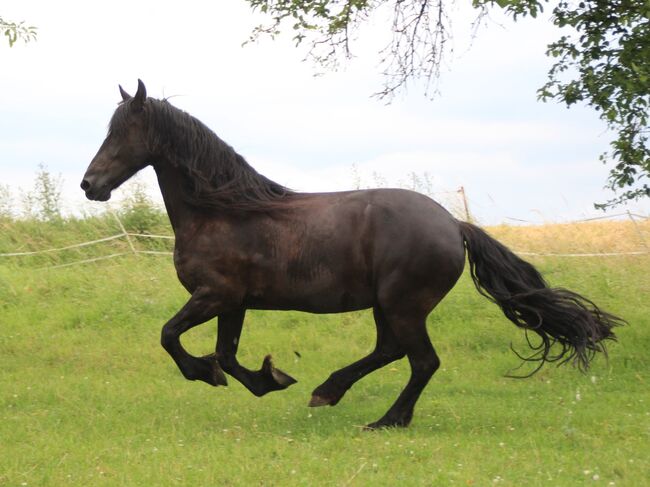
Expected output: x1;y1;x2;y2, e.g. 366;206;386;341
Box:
539;0;650;207
244;0;650;207
0;16;37;47
245;0;453;97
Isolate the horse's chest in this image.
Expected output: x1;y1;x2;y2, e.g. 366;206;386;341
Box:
173;244;246;295
173;248;196;292
173;246;219;292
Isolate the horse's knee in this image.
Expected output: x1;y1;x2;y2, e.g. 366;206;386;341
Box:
380;346;406;362
409;350;440;380
160;324;176;351
430;353;441;373
420;353;441;377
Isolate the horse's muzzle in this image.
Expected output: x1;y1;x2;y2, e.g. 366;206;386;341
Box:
80;178;111;201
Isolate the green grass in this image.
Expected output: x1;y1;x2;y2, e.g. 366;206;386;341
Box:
1;236;649;485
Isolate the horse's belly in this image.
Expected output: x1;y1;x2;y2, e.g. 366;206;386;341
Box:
244;284;374;314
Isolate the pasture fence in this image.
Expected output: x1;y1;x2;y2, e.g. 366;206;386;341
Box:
0;212;174;269
0;210;648;270
507;210;649;257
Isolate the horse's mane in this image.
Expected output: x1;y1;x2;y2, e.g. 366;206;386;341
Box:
111;97;294;211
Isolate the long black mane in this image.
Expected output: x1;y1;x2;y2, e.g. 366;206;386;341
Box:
112;97;294;211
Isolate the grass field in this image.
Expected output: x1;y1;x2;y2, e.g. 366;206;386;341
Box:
1;218;649;486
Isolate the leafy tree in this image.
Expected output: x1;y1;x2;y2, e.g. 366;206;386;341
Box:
244;0;649;207
538;0;650;207
1;16;37;47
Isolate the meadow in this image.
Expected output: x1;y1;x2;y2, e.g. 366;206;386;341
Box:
1;214;648;486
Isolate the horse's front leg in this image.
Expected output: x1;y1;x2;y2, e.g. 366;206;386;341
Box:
215;309;297;397
160;287;227;386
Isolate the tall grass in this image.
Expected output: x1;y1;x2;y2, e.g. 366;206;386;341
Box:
489;219;649;254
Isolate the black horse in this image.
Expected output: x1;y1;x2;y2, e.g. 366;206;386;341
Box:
81;80;623;428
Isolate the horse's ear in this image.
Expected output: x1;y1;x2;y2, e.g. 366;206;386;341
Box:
119;84;132;101
132;79;147;112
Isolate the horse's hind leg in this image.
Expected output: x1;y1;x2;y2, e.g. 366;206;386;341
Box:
366;309;440;429
215;310;297;397
309;306;405;407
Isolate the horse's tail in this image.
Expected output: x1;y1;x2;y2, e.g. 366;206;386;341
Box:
458;221;624;375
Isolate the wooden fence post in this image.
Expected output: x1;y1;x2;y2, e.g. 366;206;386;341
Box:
459;186;471;222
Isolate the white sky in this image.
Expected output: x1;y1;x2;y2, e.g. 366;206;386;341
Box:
1;0;648;224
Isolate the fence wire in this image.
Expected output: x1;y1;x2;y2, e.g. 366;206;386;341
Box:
1;211;648;269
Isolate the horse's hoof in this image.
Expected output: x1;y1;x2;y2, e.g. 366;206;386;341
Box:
363;421;387;431
262;355;297;388
308;395;332;407
363;421;394;431
364;417;411;430
309;382;346;407
202;353;228;386
212;362;228;386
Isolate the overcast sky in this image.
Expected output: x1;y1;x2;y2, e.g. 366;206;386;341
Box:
2;0;648;224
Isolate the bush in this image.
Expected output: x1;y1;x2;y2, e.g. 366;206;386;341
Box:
0;184;12;220
21;164;63;222
118;176;168;235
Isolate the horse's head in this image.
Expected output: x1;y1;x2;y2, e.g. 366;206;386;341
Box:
81;80;151;201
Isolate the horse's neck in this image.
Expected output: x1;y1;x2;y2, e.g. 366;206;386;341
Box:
153;162;197;235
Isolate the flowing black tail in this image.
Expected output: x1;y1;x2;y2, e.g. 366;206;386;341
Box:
459;221;625;375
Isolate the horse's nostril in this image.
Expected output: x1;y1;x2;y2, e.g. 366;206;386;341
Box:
80;179;91;191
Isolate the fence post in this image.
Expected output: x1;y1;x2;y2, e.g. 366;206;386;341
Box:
111;211;137;255
459;186;471;222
